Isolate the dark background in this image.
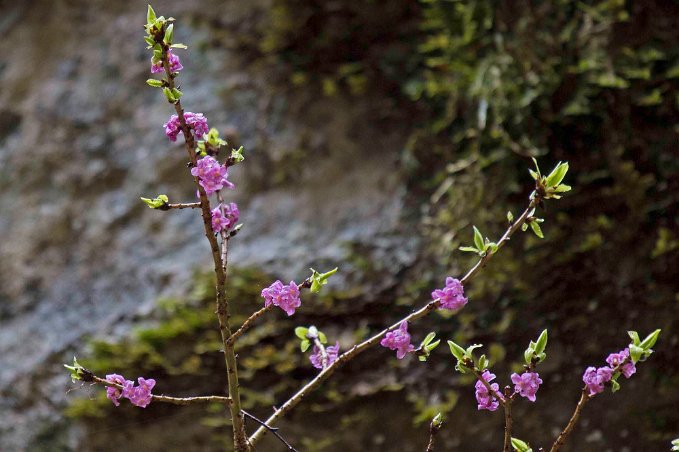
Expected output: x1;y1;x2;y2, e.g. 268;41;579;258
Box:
0;0;677;451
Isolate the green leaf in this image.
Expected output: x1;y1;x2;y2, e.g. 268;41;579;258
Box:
171;88;183;100
163;87;175;102
309;267;338;293
531;157;541;176
639;329;661;350
418;355;427;362
294;327;308;340
488;242;498;254
448;340;466;360
524;347;534;366
144;36;155;46
146;79;163;87
546;162;569;187
421;332;436;347
140;194;169;209
230;146;245;163
147;4;157;24
465;344;482;358
431;413;443;428
511;437;532;452
535;329;548;355
459;246;479;253
473;226;484;250
530;221;544;239
507;211;514;223
478;354;488;370
521;223;529;232
318;331;328;344
170;43;188;49
627;331;641;346
64;357;84;383
164;23;174;45
425;339;441;352
629;344;644;363
611;379;621;393
300;340;310;353
529;169;539;180
554;184;572;193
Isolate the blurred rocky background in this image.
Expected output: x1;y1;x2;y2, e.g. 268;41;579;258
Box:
0;0;677;451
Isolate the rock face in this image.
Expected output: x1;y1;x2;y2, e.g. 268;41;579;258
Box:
0;1;414;448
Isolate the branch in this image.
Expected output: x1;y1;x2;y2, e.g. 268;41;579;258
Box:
160;45;249;451
549;389;589;452
248;197;541;446
425;416;443;452
89;374;231;406
503;387;513;452
160;202;202;210
549;356;632;451
242;410;298;452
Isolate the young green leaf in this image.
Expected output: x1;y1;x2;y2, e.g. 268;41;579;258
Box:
459;246;479;253
530;221;544;238
146;79;164;87
147;4;157;24
421;332;436;347
639;329;661;350
448;340;466;361
164;23;174;45
511;437;533;452
507;211;514;223
473;226;484;250
546;162;569;187
309;267;338;293
535;329;548;355
294;327;308;340
300;340;311;352
318;331;328;344
425;339;441;352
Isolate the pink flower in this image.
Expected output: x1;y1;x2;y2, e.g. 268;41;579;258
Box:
190;156;234;195
606;348;636;378
310;342;340;369
582;366;613;396
380;321;415;359
150;50;183;73
127;377;156;408
511;371;542;402
164;112;209;142
261;280;301;316
475;370;503;411
431;277;468;311
105;374;130;407
211;203;239;232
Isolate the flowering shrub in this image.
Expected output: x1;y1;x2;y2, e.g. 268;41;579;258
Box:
63;6;666;452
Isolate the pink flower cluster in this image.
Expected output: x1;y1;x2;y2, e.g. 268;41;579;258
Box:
310;342;340;369
511;371;542;402
151;50;183;74
380;321;415;359
582;347;636;395
475;370;503;411
164;112;209;142
431;277;468;311
211;202;239;232
105;374;156;408
261;280;301;316
190;155;234;195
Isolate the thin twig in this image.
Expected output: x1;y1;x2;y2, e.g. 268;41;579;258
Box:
312;337;328;369
503;387;513;452
90;374;231;406
248;197;541;446
549;389;589;452
160;202;201;210
549;357;632;451
160;42;249;450
425;417;443;452
242;410;298;452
